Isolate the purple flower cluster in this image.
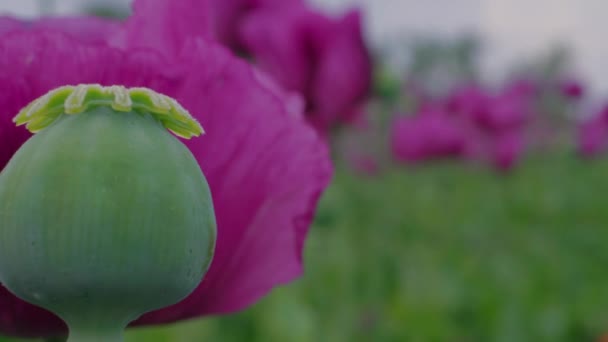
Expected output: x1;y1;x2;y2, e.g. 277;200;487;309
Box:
387;75;608;172
391;80;538;171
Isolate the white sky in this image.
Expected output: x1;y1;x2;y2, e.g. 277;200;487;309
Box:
1;0;607;97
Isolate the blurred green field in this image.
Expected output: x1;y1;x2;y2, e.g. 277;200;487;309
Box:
3;154;608;342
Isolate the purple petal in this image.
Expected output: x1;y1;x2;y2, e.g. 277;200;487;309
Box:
491;130;525;171
391;111;466;163
33;16;122;43
579;116;608;157
477;93;530;132
503;78;539;99
391;116;428;162
210;0;302;48
0;17;23;35
309;10;372;129
446;84;489;120
0;16;121;44
240;6;316;95
0;25;331;338
559;79;585;100
348;154;379;176
252;68;306;120
241;6;372;130
210;0;247;48
115;0;212;56
0;287;65;338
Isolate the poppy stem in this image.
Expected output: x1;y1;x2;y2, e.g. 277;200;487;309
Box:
65;316;126;342
45;338;67;342
66;327;124;342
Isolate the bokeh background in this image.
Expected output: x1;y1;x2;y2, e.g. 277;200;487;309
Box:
2;0;608;341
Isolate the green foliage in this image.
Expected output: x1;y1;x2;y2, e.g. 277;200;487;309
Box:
403;35;480;95
3;154;608;342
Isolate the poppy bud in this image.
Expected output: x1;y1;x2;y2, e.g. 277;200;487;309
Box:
0;84;216;341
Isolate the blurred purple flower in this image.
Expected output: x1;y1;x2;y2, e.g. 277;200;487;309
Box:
238;4;373;130
446;84;488;117
348;154;380;176
559;79;585;100
210;0;302;50
490;130;525;171
578;105;608;157
447;81;534;132
391;108;466;163
394;82;532;170
0;0;332;338
476;92;531;132
579;120;607;157
503;78;539;99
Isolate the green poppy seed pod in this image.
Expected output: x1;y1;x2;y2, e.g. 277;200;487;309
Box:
0;85;216;341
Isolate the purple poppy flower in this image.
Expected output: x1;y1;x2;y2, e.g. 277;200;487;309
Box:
406;81;532;171
0;0;332;338
503;78;539;99
391;108;466;163
578;105;608;157
347;154;379;176
239;6;316;96
476;92;531;132
446;84;489;117
307;10;372;130
490;130;525;171
447;82;534;132
209;0;302;50
239;5;372;130
559;79;584;100
578;119;607;157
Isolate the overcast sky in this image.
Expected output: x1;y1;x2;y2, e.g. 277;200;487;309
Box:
1;0;607;96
